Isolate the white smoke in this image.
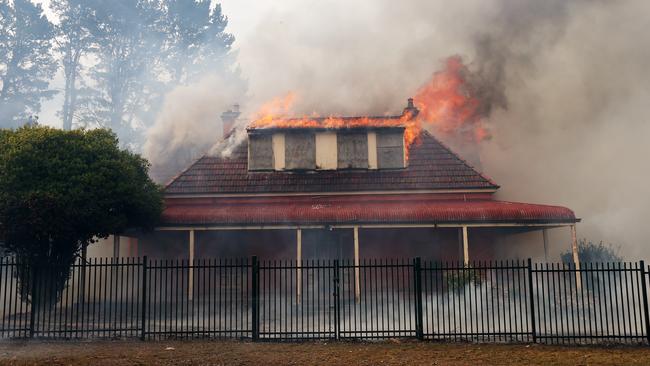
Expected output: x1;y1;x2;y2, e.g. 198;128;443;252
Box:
143;73;245;183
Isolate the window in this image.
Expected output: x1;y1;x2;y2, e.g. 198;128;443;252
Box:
248;134;273;170
376;130;405;169
337;132;368;169
285;132;316;170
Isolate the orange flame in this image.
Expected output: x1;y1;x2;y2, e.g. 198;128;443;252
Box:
250;93;421;151
249;56;489;156
252;92;298;124
414;56;490;143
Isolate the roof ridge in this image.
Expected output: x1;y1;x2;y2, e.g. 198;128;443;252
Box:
281;114;404;121
420;130;500;189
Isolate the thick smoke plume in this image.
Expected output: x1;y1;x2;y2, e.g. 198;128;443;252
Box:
149;0;650;258
143;73;245;183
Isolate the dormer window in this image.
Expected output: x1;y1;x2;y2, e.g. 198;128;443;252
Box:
285;132;315;170
377;130;406;169
337;131;368;169
247;134;273;170
248;127;406;172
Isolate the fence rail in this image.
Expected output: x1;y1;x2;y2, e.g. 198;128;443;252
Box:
0;256;649;344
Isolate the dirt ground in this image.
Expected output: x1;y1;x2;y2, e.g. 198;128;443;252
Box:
1;340;650;366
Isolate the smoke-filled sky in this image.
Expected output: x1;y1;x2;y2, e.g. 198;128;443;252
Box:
37;0;650;258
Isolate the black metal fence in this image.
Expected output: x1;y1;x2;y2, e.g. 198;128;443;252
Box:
0;256;649;344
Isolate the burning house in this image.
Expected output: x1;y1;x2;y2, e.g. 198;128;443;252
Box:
116;98;580;266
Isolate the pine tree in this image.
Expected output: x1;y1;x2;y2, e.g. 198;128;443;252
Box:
163;0;235;84
0;0;57;127
75;0;164;146
51;0;95;131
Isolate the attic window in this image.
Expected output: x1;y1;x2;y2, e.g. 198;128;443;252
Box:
376;130;405;169
248;134;273;170
337;132;368;169
284;132;316;170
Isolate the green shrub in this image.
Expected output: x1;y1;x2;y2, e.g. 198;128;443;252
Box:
445;266;483;292
560;239;622;264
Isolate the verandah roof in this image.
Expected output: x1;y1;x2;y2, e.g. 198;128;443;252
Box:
160;194;578;227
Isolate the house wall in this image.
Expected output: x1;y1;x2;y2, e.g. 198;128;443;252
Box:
92;226;571;262
301;229;352;259
87;235;139;258
138;231;190;259
196;230;296;259
272;133;285;170
315;132;337;170
490;226;573;262
358;228;452;261
87;237;114;257
135;230;296;260
367;131;378;169
132;228;470;261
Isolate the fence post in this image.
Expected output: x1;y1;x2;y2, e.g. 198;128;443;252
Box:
28;263;36;338
527;258;537;343
140;256;148;341
333;259;340;340
639;260;650;345
251;256;259;341
414;257;424;340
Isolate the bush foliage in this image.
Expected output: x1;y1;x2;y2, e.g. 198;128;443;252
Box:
561;239;622;263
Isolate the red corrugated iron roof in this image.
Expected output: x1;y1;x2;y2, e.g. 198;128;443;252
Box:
164;130;498;195
161;194;577;226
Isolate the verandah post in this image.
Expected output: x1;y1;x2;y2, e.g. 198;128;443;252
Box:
570;225;582;290
639;260;650;345
414;257;424;340
251;256;260;341
140;256;148;341
527;258;537;343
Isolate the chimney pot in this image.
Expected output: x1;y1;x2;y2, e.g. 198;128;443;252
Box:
403;97;419;120
221;103;241;137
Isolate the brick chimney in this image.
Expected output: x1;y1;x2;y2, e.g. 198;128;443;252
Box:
402;97;419;120
220;103;241;137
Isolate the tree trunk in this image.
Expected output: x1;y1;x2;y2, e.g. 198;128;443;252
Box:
17;260;72;316
62;46;82;131
62;73;72;130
